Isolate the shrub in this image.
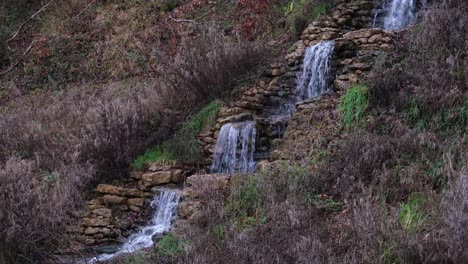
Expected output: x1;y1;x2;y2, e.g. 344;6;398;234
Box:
339;85;368;128
399;192;426;232
226;174;267;228
156;234;184;257
369;0;467;111
0;20;262;261
168;100;221;162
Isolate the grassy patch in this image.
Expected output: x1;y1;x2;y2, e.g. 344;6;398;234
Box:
226;175;267;229
339;85;369;128
123;255;145;264
169;100;221;162
133;145;174;170
307;194;341;211
399;192;426;233
133;100;221;167
156;234;184;257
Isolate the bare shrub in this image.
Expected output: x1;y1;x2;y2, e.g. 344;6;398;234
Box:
369;0;467;110
0;24;263;260
154;24;265;112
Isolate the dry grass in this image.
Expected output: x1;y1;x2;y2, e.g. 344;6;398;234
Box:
0;23;263;262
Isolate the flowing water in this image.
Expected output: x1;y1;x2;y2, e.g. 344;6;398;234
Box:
382;0;415;30
88;190;180;262
211;121;256;174
296;41;335;101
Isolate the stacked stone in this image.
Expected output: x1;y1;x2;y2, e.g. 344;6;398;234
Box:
287;0;375;65
77;164;188;245
79;184;152;245
196;62;295;158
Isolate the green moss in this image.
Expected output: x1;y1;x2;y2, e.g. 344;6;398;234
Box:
339;85;369;128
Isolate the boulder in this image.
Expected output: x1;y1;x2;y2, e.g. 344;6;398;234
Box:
141;171;172;187
141;169;183;188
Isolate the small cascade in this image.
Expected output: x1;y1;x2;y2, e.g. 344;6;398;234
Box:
89;190;180;262
211;121;256;174
382;0;415;30
296;41;335;101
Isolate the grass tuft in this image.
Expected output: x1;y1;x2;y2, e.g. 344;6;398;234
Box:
156;234;184;257
339;85;369;128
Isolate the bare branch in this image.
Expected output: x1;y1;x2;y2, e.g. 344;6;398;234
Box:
6;0;55;46
63;0;97;23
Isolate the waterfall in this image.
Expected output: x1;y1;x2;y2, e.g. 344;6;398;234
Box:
89;190;180;262
383;0;415;30
211;121;256;174
296;41;335;101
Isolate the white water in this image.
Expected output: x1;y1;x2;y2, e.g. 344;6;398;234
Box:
89;190;180;262
211;121;256;174
296;41;335;101
383;0;415;30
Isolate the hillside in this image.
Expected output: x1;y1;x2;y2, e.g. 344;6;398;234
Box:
0;0;467;263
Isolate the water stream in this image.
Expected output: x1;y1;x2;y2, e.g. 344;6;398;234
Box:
373;0;415;29
88;190;180;263
211;121;257;174
296;41;335;101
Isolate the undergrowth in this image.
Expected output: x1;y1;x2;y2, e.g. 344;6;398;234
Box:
339;85;368;128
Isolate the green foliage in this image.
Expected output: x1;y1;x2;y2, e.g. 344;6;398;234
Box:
182;100;221;136
226;175;267;229
307;194;341;211
169;100;221;162
156;234;184;257
160;0;182;12
381;245;398;264
399;192;426;232
133;145;174;170
403;98;422;124
212;224;225;240
123;255;145;264
280;0;337;36
339;85;369;128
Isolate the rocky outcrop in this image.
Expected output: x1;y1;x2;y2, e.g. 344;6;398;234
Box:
75;164;189;246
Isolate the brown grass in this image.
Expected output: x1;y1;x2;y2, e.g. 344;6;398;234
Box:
0;23;263;262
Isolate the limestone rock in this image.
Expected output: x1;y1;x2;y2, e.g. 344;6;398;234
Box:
102;195;126;204
82;218;110;227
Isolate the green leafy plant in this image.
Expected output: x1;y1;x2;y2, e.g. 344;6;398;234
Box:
156;234;184;257
169;100;221;162
133;145;174;170
307;194;341;211
226;175;267;229
399;192;426;232
339;85;369;128
124;255;145;264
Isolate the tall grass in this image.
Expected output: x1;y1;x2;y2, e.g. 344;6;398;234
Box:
0;24;263;262
339;85;368;128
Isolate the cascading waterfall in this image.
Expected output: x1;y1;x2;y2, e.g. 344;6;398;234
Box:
89;190;180;262
296;41;335;101
382;0;415;30
211;121;256;174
